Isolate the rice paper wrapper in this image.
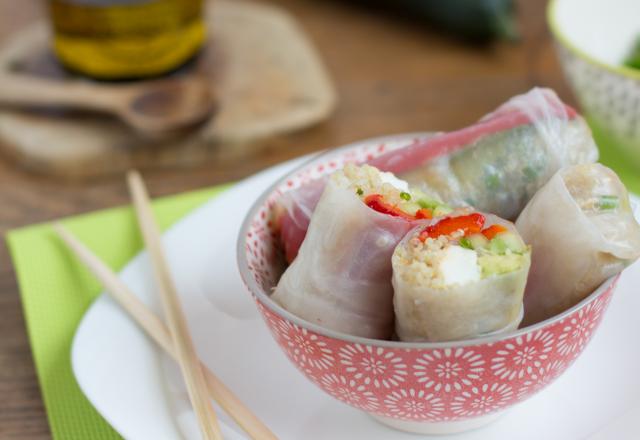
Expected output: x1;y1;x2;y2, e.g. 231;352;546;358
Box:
392;216;530;342
399;88;598;220
272;177;414;340
278;177;327;263
516;164;640;325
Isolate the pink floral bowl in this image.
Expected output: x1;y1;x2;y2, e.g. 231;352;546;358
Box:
236;134;618;435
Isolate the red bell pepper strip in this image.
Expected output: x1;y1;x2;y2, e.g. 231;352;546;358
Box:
481;224;508;240
415;208;433;220
419;213;485;241
364;194;415;221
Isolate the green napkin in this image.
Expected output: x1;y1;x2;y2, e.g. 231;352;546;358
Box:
6;184;230;440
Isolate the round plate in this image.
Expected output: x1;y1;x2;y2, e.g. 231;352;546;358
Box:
72;134;640;439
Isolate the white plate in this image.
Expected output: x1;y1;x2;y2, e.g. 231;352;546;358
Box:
72;148;640;440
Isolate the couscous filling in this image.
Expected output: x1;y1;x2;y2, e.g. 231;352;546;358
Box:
334;164;451;221
394;213;528;288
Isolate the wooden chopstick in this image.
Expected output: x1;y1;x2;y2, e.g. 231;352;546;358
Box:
53;223;277;440
54;224;277;439
126;171;222;440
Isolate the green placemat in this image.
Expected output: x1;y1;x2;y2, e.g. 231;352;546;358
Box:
6;184;230;440
587;117;640;195
5;135;638;440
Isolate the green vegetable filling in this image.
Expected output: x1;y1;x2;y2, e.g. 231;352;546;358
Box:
458;232;524;254
416;196;453;216
597;195;619;211
458;231;528;277
522;166;538;182
479;253;525;277
466;233;489;250
459;236;474;250
484;172;501;190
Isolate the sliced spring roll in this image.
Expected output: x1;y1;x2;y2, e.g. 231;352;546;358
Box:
392;212;531;342
273;164;451;339
516;164;640;325
279;88;598;262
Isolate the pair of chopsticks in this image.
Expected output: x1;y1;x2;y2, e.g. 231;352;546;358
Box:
54;171;277;440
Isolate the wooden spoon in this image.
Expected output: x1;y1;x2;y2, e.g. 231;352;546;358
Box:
0;73;216;137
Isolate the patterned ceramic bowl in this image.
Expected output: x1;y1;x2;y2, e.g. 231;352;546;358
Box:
237;134;618;435
549;0;640;168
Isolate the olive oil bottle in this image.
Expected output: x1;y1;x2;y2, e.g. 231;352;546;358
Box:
49;0;205;80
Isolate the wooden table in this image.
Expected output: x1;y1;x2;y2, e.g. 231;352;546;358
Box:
0;0;572;438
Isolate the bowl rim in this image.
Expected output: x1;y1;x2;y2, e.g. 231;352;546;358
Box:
547;0;640;80
237;132;619;350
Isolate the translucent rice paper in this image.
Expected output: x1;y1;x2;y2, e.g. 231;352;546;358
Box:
516;164;640;325
397;88;599;220
278;88;598;262
279;177;327;263
392;214;530;342
272;175;414;340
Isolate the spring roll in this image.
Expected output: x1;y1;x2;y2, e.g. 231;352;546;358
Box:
377;88;598;219
392;212;531;342
273;164;451;339
278;177;327;264
279;88;598;262
516;163;640;325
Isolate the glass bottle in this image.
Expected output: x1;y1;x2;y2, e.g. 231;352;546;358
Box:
49;0;205;79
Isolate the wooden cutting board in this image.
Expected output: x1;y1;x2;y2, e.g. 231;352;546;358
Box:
0;0;336;179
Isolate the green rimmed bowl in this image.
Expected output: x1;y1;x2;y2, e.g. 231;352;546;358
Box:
548;0;640;176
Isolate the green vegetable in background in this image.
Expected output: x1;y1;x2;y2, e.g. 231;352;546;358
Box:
624;36;640;69
400;0;519;41
342;0;519;42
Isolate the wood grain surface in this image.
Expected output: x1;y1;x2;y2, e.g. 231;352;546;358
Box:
0;0;573;438
0;1;337;178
